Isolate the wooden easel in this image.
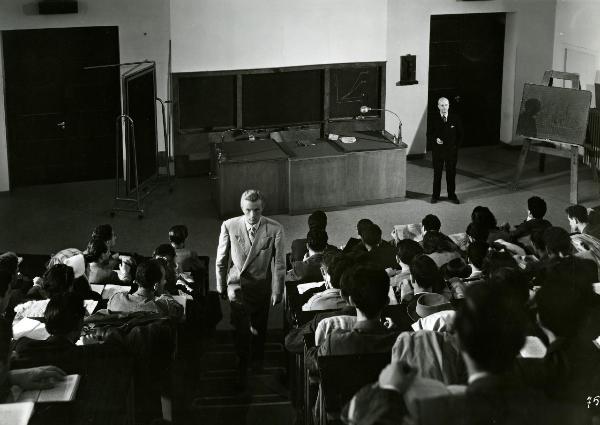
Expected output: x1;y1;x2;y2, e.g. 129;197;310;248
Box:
512;71;582;204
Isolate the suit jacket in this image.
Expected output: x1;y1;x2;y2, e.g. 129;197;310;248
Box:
366;240;398;270
426;111;463;154
216;216;285;307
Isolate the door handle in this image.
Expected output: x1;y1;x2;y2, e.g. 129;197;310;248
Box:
57;121;66;130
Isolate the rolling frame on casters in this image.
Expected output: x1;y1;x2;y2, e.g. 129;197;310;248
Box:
85;60;173;219
512;71;583;204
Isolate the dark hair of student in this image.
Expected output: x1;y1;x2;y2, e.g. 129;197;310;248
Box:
322;252;353;290
471;206;498;230
488;267;529;308
356;219;374;238
454;282;526;374
542;227;572;256
536;280;586;338
396;239;424;265
466;222;490;243
84;238;109;264
361;224;383;247
422;214;441;232
136;260;164;290
410;254;445;293
169;225;189;245
154;243;176;260
527;196;547;219
341;263;390;319
306;229;328;252
42;264;74;298
308;210;327;231
44;292;85;336
467;241;490;269
481;250;518;275
422;232;454;255
91;224;113;243
565;204;588;223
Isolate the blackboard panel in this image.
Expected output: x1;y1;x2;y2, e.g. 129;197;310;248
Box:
178;75;236;130
516;83;591;145
123;66;157;192
329;65;381;119
242;70;323;127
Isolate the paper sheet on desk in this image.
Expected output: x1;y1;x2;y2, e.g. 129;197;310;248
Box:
13;318;50;340
519;336;547;358
296;281;324;294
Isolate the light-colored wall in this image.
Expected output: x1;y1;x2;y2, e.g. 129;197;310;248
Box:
0;0;170;191
170;0;388;72
553;0;600;105
386;0;557;153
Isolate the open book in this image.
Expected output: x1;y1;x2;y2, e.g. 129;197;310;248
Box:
0;401;34;425
17;374;81;403
90;284;131;300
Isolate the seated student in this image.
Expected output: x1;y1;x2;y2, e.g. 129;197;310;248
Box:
465;222;490;244
14;292;102;360
91;224;120;268
0;253;29;323
342;218;373;254
465;241;488;280
509;196;552;243
290;229;336;283
533;263;600;416
84;238;131;285
422;232;461;269
356;223;397;271
153;244;179;295
470;205;509;244
302;251;351;311
566;204;600;240
305;262;398;371
390;240;424;286
0;318;67;402
13;264;74;322
108;260;183;320
291;211;337;262
169;224;201;273
344;282;580;425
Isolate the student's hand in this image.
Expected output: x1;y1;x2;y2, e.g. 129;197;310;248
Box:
378;361;417;394
436;138;444;145
82;333;102;345
9;366;66;390
118;261;131;275
271;293;283;306
385;268;399;277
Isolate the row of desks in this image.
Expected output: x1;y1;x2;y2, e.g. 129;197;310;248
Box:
210;132;407;217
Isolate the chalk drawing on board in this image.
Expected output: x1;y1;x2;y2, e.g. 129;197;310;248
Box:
334;71;369;105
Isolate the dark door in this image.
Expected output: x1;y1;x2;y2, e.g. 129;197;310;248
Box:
3;26;120;187
428;13;505;147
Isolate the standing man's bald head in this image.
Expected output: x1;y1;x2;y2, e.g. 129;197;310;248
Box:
438;97;450;116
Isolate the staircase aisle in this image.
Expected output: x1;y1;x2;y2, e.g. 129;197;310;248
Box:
186;330;295;425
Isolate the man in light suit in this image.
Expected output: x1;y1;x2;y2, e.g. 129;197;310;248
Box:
427;97;463;204
216;189;285;387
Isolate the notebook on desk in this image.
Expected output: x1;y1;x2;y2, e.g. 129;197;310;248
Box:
17;374;81;403
0;402;34;425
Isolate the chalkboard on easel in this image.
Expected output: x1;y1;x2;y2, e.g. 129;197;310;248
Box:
516;83;592;145
329;64;382;119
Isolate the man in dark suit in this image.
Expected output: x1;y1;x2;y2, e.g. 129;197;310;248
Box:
216;189;286;388
427;97;463;204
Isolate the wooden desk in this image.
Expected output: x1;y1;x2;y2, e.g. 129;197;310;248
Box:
278;140;346;215
210;139;289;218
329;132;407;205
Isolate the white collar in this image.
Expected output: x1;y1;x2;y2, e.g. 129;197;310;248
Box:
468;371;490;384
245;217;261;232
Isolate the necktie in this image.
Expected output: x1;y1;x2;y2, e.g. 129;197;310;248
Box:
443;115;447;123
249;226;256;244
